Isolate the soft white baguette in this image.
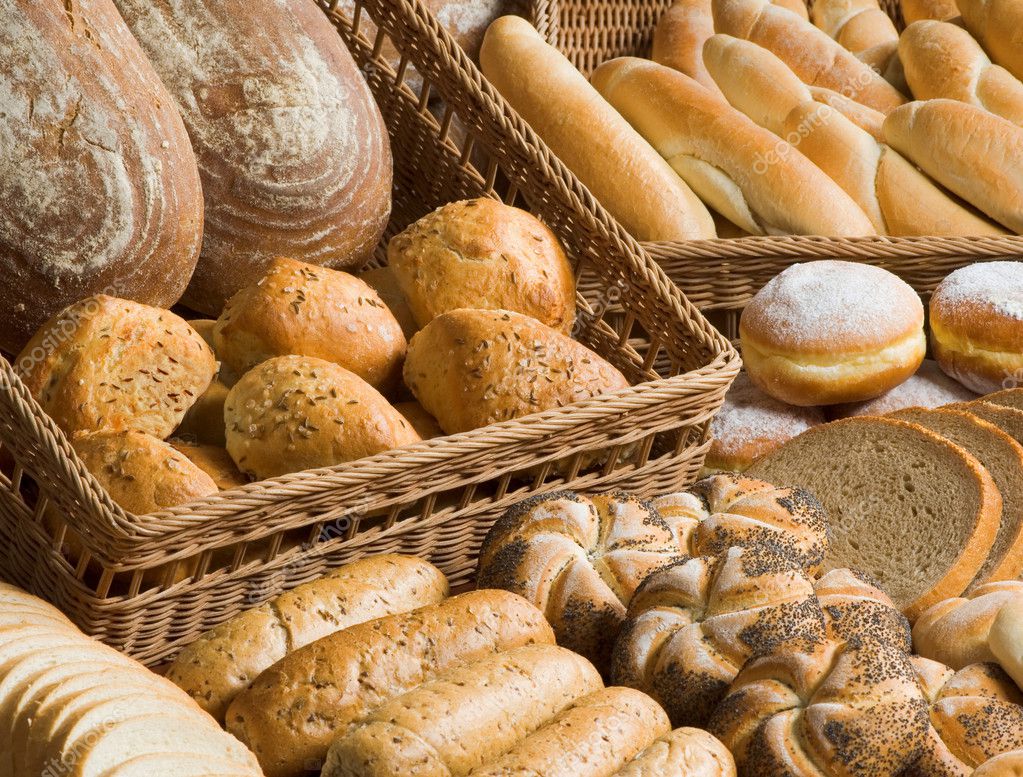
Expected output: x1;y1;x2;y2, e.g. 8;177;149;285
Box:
811;0;899;71
591;57;876;236
904;0;960;20
480;15;715;241
957;0;1023;82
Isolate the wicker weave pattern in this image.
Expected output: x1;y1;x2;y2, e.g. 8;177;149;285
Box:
0;0;738;663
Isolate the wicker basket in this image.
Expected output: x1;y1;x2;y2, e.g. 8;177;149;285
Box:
527;0;1023;289
0;0;739;665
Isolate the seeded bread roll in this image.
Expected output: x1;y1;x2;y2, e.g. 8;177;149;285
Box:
169;440;248;491
358;266;419;340
611;545;825;727
166;554;448;724
213;258;406;393
227;589;552;777
388;199;577;333
815;568;912;651
957;0;1023;82
321;644;603;777
613;728;736;777
111;0;392;314
393;401;445;440
15;296;217;440
405;308;629;434
224;355;421;480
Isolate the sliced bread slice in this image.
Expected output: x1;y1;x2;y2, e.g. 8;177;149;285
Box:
981;388;1023;412
965;403;1023;448
748;417;1001;620
890;407;1023;585
101;753;258;777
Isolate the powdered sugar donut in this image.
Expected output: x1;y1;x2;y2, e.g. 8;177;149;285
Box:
830;360;977;418
930;262;1023;394
740;261;926;406
706;373;825;472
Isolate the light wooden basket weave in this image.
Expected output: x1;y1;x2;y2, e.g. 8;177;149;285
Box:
0;0;739;664
527;0;1023;290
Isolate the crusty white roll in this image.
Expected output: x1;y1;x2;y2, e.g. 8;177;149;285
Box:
883;100;1023;233
901;21;1023;128
704;34;1009;236
590;57;877;236
739;261;926;406
480;15;715;241
711;0;908;113
653;0;727;95
806;85;887;139
929;262;1023;394
811;0;899;71
612;728;736;777
903;0;960;20
957;0;1023;82
975;750;1023;776
992;597;1023;694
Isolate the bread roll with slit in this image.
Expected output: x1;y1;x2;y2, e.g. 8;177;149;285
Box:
883;99;1023;233
590;57;876;236
711;0;907;113
957;0;1023;82
811;0;899;70
900;21;1023;128
913;582;1023;669
613;728;736;777
705;35;1009;236
480;16;715;241
807;86;887;138
653;0;726;95
904;0;960;20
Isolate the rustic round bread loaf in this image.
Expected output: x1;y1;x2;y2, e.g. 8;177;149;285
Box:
213;258;406;393
224;355;421;480
613;727;736;777
476;491;684;673
708;635;930;776
111;0;392;314
611;545;825;727
387;199;577;332
815;567;912;652
15;296;217;440
0;0;203;355
650;473;830;575
908;658;1023;776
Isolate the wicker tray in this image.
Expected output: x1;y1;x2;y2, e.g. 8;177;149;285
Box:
0;0;739;665
527;0;1023;285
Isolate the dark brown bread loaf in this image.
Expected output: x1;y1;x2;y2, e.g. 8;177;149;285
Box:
0;0;203;354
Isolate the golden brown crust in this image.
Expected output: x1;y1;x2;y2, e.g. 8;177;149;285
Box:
652;0;725;95
958;0;1023;82
613;728;737;777
902;0;959;21
213;258;406;393
975;750;1023;776
224;355;421;480
387;198;577;332
392;401;444;440
404;308;629;434
15;296;217;440
174;379;229;447
357;266;419;340
811;0;898;62
169;440;248;491
991;598;1023;693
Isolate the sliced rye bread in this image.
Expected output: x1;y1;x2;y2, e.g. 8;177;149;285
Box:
748;417;1002;621
981;388;1023;412
964;403;1023;448
890;407;1023;584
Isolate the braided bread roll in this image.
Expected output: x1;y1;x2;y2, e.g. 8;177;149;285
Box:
613;728;736;776
815;568;912;651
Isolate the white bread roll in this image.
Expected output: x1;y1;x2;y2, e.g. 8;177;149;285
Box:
711;0;908;113
480;15;715;241
904;0;960;20
807;86;887;138
913;581;1023;668
653;0;726;95
990;597;1023;691
901;21;1023;128
590;57;877;236
705;35;1009;236
957;0;1023;82
613;728;736;777
811;0;899;70
883;99;1023;233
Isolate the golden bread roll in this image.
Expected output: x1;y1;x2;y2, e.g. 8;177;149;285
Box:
167;555;448;724
815;567;913;650
188;319;217;350
957;0;1023;82
224;355;421;479
704;372;825;471
704;35;1008;236
358;266;419;340
651;473;831;574
174;378;230;447
711;0;907;113
739;261;926;406
900;21;1023;128
903;0;960;20
975;751;1023;776
909;658;1023;775
708;636;929;775
213;258;406;393
653;0;728;94
169;440;248;491
806;85;887;138
811;0;899;70
111;0;392;314
387;198;577;332
590;58;877;236
476;491;683;672
392;401;445;440
913;581;1023;669
404;308;629;434
468;687;671;777
15;295;217;439
883;100;1023;233
991;597;1023;692
227;589;552;777
321;644;603;777
480;15;716;241
830;359;977;417
612;728;736;777
929;262;1023;394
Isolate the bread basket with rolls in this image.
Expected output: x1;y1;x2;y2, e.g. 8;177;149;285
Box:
0;0;738;665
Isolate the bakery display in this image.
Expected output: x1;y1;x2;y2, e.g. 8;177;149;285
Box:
739;261;927;406
830;359;977;418
929;261;1023;394
110;0;392;314
0;0;203;356
387;198;577;332
404;308;629;434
